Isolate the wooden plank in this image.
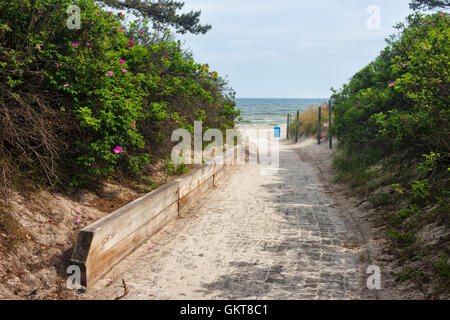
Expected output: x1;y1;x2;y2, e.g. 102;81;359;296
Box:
236;144;245;165
196;161;215;184
71;144;241;288
214;155;224;173
176;161;215;198
329;100;333;149
176;173;194;199
71;181;178;265
213;168;226;185
225;145;242;165
178;176;214;214
224;146;234;165
287;114;290;140
76;202;179;287
318;106;322;145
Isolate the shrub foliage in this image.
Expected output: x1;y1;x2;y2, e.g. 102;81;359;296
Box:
0;0;239;188
332;11;449;289
332;11;449;187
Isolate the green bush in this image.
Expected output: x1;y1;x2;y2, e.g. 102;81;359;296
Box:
389;229;417;243
0;0;239;188
368;192;396;207
436;254;450;281
332;11;449;213
333;12;449;163
330;8;449;295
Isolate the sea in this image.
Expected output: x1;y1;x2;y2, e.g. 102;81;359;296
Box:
235;98;329;127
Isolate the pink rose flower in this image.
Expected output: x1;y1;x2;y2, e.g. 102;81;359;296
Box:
114;146;123;154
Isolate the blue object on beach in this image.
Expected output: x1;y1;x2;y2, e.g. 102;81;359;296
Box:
274;127;281;138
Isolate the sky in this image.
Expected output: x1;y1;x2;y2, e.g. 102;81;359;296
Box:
178;0;413;98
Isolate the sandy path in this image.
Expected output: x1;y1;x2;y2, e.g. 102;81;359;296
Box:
83;137;376;300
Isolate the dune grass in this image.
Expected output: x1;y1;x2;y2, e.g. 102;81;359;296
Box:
288;103;331;139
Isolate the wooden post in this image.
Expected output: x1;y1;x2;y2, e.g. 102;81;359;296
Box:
286;114;290;140
328;100;332;149
318;106;322;145
295;110;300;143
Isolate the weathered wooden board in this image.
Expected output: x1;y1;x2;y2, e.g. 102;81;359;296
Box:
70;144;244;288
71;181;179;266
213;168;227;185
178;176;214;215
177;161;215;199
224;146;235;165
224;145;245;165
73;202;178;287
213;152;225;172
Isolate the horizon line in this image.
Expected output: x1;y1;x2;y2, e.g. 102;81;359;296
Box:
235;97;329;99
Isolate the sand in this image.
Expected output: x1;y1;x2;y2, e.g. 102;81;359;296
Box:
82;128;389;300
1;125;429;300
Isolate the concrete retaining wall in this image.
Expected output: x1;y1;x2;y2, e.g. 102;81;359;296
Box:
70;145;242;288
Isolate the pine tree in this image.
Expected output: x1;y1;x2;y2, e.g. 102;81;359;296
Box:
100;0;211;34
409;0;450;10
